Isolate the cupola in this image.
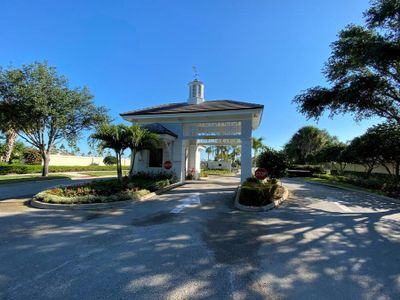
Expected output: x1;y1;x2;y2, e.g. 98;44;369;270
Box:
188;79;205;104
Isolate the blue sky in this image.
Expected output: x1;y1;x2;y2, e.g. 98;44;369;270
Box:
1;0;381;153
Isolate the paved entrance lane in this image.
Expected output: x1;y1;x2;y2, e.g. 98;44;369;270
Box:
0;177;399;299
0;178;113;201
254;179;400;299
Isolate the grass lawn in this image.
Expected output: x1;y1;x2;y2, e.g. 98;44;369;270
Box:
296;176;386;196
202;169;237;176
81;170;129;177
0;175;71;184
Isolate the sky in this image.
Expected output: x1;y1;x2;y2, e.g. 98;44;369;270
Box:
0;0;382;154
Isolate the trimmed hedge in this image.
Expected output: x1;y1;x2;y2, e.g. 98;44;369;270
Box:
0;164;129;175
288;165;325;176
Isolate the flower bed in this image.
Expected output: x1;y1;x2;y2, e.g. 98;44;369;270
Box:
34;174;177;204
239;178;284;207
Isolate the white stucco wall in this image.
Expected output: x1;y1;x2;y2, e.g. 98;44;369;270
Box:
132;122;185;179
206;161;232;170
47;154;130;166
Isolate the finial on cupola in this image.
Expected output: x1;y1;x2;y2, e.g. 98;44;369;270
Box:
188;65;205;104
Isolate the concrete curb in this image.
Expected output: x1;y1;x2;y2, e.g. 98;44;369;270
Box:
234;185;289;212
289;178;400;205
30;182;186;210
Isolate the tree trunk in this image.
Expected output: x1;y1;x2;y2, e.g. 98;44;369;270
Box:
116;151;122;181
365;164;374;179
339;162;347;175
129;150;136;179
395;162;400;182
382;163;393;176
2;129;17;163
42;151;50;177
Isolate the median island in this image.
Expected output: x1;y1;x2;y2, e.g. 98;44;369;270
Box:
33;172;178;205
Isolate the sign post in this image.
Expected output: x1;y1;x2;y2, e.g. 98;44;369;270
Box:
164;160;172;170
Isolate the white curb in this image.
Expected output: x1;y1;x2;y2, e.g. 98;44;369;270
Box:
30;182;186;210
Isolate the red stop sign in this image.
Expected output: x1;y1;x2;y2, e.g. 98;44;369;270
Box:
255;168;267;180
164;160;172;170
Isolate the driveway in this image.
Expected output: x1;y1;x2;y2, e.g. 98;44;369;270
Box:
0;177;399;299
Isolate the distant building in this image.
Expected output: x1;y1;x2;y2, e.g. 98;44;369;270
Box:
121;79;263;182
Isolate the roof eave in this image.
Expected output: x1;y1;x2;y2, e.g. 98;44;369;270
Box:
122;107;264;130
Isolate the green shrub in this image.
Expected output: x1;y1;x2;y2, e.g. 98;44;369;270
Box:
35;189;150;204
203;169;234;176
34;175;176;204
200;170;208;177
245;177;260;184
103;155;118;165
288;165;326;176
257;148;289;179
0;164;129;175
239;181;281;206
22;149;42;165
132;171;177;183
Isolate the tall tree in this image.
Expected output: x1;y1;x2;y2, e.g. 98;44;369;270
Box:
252;137;265;158
346;133;381;177
215;145;229;161
311;143;349;174
91;124;128;181
0;67;20;163
293;0;400;124
230;145;241;162
125;125;159;178
366;122;400;179
284;126;337;164
205;147;213;161
1;62;109;176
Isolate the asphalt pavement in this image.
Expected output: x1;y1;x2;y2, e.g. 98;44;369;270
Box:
0;177;399;299
0;177;109;200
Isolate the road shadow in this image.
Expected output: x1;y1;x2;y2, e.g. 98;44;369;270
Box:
0;179;399;299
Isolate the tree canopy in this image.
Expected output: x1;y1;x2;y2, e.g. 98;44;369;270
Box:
91;124;129;181
257;147;288;179
310;143;349;174
365;122;400;178
0;62;109;175
91;123;160;181
284;126;338;164
125;125;159;178
293;0;400;124
252;137;265;158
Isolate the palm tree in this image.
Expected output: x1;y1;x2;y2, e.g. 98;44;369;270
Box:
0;129;17;163
91;124;129;181
125;125;160;178
205;147;213;161
252;137;265;158
0;69;20;163
230;145;241;162
215;145;229;161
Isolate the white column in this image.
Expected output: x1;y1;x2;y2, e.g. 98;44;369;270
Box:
240;119;252;183
188;141;199;178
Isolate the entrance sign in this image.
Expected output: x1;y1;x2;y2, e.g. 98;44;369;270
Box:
164;160;172;170
255;168;267;180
